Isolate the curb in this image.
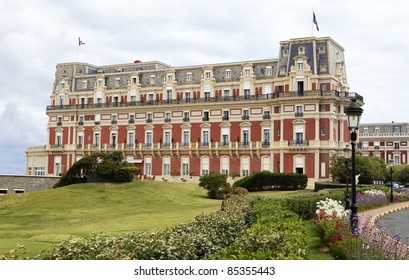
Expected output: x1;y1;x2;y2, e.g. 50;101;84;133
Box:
366;202;409;250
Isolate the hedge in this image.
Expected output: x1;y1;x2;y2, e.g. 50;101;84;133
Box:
233;171;307;191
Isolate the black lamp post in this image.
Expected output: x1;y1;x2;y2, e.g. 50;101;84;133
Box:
389;159;394;203
344;97;363;232
344;145;351;209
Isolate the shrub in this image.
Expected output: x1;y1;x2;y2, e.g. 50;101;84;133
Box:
199;173;229;199
215;200;308;260
35;196;254;260
233;171;307;191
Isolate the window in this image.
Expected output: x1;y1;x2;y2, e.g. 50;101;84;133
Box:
244;68;251;76
128;132;135;146
374;141;380;149
241;157;250;177
58;94;64;106
164;131;171;146
132;77;137;84
394;142;400;149
204;92;210;101
60;82;65;89
77;134;83;148
111;132;116;148
183;111;190;122
94;133;100;148
182;157;189;176
146;113;153;123
145;160;152;176
242;109;249;120
34;167;45;176
165;112;171;122
185;92;191;103
202;130;209;146
167;74;173;82
201;157;209;175
321;128;327;136
297;62;304;70
263;110;271;119
202;111;209;121
183;130;190;146
244;89;250;99
163;163;170;176
394;155;401;165
150;75;156;85
295;132;303;144
56;134;62;147
111;114;117;124
55;163;61;176
221;157;229;175
242;129;249;146
148;93;154;104
263;129;270;146
166;90;172;103
296;105;303;117
266;66;272;76
115;78;120;87
78;115;84;125
186;72;192;81
221;128;229;146
225;69;231;78
129;114;135;124
182;163;189;176
374;127;380;134
393;126;401;133
98;79;103;87
146;131;153;147
223;89;230;100
205;71;211;79
222;110;229;121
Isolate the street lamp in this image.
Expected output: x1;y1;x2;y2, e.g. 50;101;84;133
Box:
389;159;394;203
344;97;363;232
343;144;351;209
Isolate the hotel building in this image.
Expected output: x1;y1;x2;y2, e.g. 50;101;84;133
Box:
26;36;363;186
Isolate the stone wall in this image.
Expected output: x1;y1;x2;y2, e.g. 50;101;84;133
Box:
0;175;59;194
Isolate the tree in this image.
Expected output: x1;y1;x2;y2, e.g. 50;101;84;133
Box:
55;152;138;188
329;154;386;185
392;164;409;184
198;173;229;199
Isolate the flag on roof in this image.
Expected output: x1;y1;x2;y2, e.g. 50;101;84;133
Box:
313;12;319;31
78;37;85;46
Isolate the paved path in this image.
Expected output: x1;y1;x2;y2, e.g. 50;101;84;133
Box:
359;201;409;248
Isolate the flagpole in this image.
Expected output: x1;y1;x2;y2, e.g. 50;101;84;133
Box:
312;8;314;37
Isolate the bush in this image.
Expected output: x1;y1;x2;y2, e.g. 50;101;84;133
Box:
215;199;308;260
35;196;254;260
199;173;229;199
233;171;307;191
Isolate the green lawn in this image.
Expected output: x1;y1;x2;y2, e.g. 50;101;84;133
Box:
0;181;221;257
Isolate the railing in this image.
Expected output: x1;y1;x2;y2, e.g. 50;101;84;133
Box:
46;90;362;111
288;140;309;146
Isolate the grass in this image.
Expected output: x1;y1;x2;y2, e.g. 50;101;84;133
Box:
0;180;221;257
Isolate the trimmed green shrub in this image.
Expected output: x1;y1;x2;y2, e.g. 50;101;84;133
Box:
233;171;307;191
35;196;254;260
199;172;230;199
215;200;308;260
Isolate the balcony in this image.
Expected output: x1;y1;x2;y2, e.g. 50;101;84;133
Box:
262;141;270;148
263;114;271;120
128;119;135;124
56;121;62;126
94;121;100;125
146;118;153;123
164;118;171;123
111;120;117;124
78;121;84;126
242;115;250;120
295;112;304;117
76;144;83;149
222;116;229;121
202;116;209;122
183;117;190;122
288;140;309;150
46;90;364;112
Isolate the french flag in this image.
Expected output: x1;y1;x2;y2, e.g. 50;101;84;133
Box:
78;37;85;46
313;12;319;31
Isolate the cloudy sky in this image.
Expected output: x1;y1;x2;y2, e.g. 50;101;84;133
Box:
0;0;408;174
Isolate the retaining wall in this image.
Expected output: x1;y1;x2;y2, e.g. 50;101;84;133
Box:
0;175;59;194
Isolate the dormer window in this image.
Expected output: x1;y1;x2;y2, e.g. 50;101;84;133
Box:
244;68;251;76
225;69;231;79
150;75;156;85
205;71;211;79
115;78;120;87
60;82;65;89
82;80;88;89
297;62;304;70
186;72;192;81
266;66;272;76
167;74;173;82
